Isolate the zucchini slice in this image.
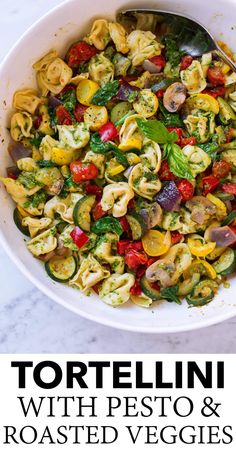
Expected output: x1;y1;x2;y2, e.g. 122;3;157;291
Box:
45;255;77;283
73;195;96;232
212;247;236;275
217;97;236;125
186;279;218;306
126;211;147;240
13;208;30;236
221;210;236;226
140;275;161;300
110;101;132;125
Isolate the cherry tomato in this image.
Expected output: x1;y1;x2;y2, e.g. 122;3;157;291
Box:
74;103;87;122
70;161;99;183
180;136;197;147
130;279;142;296
202;86;226;98
99;122;119;143
92;201;107;221
125;249;148;270
155;89;165;98
149;54;166;71
226;127;234;143
33;115;42;129
158;160;176;181
171;231;183;244
70;226;89;248
55;105;73;125
66;41;97;68
207;67;225;86
212;160;231;179
117;240;131;255
202;175;220;196
119;216;130;233
59;84;76;95
85;183;103;199
127;198;135;209
180;55;193;70
221;183;236;195
167;127;184;145
177;179;194;201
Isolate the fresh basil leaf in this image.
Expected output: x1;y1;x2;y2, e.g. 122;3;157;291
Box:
164;143;194;180
158;100;184;128
162;35;184;67
136;119;178;144
160;285;181;304
59;89;77;113
92;80;119;106
92;216;123;236
197;141;219;160
111;145;129;167
90;133;129;167
30;132;44;148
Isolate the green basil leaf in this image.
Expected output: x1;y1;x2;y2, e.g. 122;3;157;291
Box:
92;80;119;106
136;119;178;144
164;143;194;180
160;285;181;304
90;133;129;167
158;100;184;128
92;216;123;236
59;89;77;113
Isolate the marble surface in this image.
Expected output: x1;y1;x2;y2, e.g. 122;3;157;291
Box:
1;0;236;353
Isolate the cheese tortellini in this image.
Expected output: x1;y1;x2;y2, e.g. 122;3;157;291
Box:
13;89;41;114
99;273;135;306
182;145;211;177
93;233;124;274
89;53;114;86
10;111;33;141
44;193;83;223
101;182;134;217
33;50;72;96
128;163;161;200
127;30;163;66
108;22;129;54
70;254;110;291
84;19;110;50
22;216;52;238
140;139;162;173
0;177;41;202
119;114;143;151
57;123;90;150
180;60;207;94
184;111;215;143
27;227;57;256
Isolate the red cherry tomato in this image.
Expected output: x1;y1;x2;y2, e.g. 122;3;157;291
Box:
130;279;142;296
125;249;148;270
212;160;231;179
117;240;131;256
149;54;166;71
177;179;194;201
33;115;42;129
180;136;197;147
171;231;183;244
66;41;98;68
59;84;76;95
202;175;220;196
99;122;119;143
85;183;103;199
74;103;87;122
92;201;107;221
167;127;184;145
221;183;236;195
202;86;226;98
180;55;193;70
207;67;225;86
226;127;234;143
159;160;176;181
155;89;165;98
118;216;130;233
70;226;89;248
55;105;73;125
70;161;99;183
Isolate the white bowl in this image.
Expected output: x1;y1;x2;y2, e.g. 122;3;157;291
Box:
1;0;236;333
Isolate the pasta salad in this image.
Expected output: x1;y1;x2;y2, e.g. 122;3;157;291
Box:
2;17;236;308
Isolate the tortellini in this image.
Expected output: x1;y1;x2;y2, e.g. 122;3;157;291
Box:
10;112;33;142
84;19;110;50
128;163;161;200
27;227;57;256
83;150;105;178
101;182;134;217
89;53;114;86
0;177;41;202
127;30;162;66
33;50;72;96
119;114;143;151
113;53;131;76
140;139;162;173
69;254;110;291
131;293;152;308
17;158;39;172
180;60;207;94
184;111;215;143
57;123;90;150
39;135;59;161
59;224;79;251
229;90;236;112
13;89;41;114
93;233;124;274
37;105;54;136
182;145;211;177
162;212;182;232
44;193;83;223
22;216;52;238
99;273;135;306
108;22;129;54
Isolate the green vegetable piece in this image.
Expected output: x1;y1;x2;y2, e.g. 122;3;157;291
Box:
24;190;47;209
162;35;184;67
160;285;181;304
59;88;77;113
17;172;39;189
163;143;194;180
73;195;96;232
30;132;45;148
92;216;123;236
158;100;184;128
37;160;57;168
126;212;147;240
45;255;77;283
212;247;236;276
90;133;129;167
186;279;218;307
13;208;30;236
110;101;132;125
136;119;179;144
140;275;161;300
92;80;119;106
221;210;236;226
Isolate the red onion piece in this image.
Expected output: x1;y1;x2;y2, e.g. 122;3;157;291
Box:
156;181;181;212
123;165;135;179
116;83;140;101
210;226;236;247
6;165;20;179
8;142;32;164
48;95;61;108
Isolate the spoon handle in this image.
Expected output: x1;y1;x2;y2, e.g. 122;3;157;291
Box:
215;46;236;73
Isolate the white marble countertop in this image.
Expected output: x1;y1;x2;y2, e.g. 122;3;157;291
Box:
1;0;236;353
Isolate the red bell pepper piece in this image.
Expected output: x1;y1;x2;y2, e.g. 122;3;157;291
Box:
212;160;231;179
67;41;97;68
158;160;176;181
202;175;220;196
207;67;225;86
33;115;42;129
125;249;148;270
180;136;197;147
118;216;130;233
155;89;165;98
171;231;183;244
149;54;166;70
70;226;89;248
202;86;226;98
85;183;103;200
130;279;142;296
92;201;107;221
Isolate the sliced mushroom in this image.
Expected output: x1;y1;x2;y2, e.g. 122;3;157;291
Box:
139;202;163;229
163;82;187;113
186;196;216;223
46;176;64;195
146;260;176;287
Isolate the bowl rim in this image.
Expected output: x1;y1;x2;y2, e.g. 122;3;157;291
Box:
0;0;236;334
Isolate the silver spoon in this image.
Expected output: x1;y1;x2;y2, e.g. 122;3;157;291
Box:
117;8;236;72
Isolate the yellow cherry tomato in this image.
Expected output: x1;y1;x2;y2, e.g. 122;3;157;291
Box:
84;105;108;131
184;259;217;280
133;89;159;118
187;94;220;114
76;79;100;106
51;147;80;166
119;136;142;152
142;230;171;256
187;235;216;257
